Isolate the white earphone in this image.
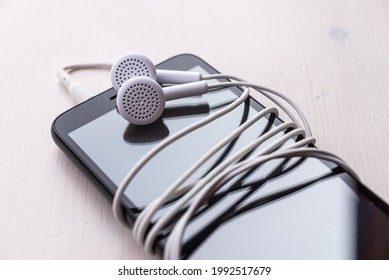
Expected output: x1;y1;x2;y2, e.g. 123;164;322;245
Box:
116;77;208;125
112;53;211;125
58;52;362;260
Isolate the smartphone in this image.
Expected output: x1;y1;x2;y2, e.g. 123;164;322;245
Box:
52;54;389;259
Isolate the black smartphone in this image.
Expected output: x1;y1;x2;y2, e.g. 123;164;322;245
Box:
52;54;389;259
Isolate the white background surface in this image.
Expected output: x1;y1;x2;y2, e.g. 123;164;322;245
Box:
0;0;388;259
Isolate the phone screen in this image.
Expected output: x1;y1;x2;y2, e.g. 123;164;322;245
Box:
59;61;389;259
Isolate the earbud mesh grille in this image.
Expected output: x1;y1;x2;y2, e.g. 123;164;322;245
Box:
115;58;151;88
122;83;161;121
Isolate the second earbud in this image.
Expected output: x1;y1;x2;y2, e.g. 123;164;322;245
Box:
111;53;202;92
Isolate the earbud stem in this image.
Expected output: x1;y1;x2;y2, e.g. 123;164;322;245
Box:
164;81;208;101
156;69;202;84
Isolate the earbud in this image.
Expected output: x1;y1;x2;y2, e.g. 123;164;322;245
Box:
111;53;202;92
117;76;208;125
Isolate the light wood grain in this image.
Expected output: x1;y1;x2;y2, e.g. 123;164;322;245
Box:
0;0;388;259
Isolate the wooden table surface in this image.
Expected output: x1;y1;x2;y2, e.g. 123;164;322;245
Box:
0;0;388;259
